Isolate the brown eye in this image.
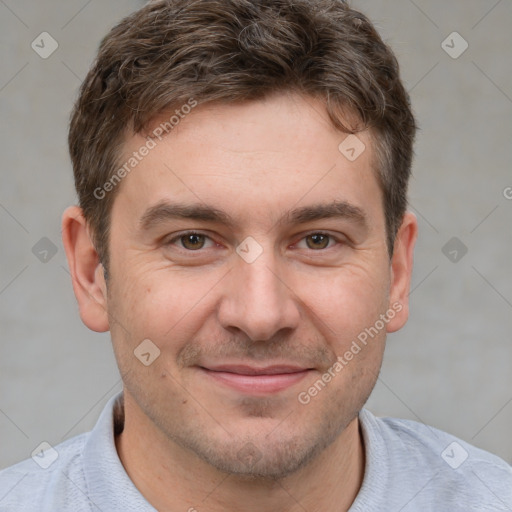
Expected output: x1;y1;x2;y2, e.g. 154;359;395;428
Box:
180;233;206;250
305;233;330;250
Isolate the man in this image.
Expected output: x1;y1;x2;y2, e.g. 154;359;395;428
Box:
1;0;511;510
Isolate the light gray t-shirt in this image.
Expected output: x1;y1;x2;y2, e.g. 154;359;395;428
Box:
1;393;511;511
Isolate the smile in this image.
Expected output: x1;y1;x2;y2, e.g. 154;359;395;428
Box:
198;365;314;395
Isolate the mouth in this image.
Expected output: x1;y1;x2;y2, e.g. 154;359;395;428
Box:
198;364;314;395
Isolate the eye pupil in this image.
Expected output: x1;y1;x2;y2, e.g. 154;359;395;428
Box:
306;234;329;250
182;234;205;250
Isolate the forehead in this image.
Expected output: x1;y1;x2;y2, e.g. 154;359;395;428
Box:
112;93;384;231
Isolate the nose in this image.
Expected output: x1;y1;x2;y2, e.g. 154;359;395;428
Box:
217;248;301;341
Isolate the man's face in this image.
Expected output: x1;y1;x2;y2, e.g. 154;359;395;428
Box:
103;93;407;478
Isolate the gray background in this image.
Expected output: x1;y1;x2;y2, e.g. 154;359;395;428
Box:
1;0;511;471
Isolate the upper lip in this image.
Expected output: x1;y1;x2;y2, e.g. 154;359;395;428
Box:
200;364;312;376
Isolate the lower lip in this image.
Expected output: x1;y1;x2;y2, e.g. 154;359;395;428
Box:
199;368;312;394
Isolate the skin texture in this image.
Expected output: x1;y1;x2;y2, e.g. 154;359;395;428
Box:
62;92;417;511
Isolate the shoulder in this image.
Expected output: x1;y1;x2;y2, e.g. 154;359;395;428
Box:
373;411;511;472
357;409;512;511
0;433;88;511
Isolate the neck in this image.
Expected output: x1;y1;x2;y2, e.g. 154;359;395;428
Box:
115;393;365;512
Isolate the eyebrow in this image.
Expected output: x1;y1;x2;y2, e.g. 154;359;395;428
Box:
139;200;368;232
281;200;368;230
139;202;234;231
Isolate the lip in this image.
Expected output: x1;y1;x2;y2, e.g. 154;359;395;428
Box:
198;365;313;394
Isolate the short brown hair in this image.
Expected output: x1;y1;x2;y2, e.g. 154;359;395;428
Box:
68;0;416;272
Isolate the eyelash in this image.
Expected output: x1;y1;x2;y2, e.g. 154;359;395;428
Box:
165;231;218;251
165;231;344;252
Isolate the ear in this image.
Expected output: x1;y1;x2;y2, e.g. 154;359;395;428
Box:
386;211;418;333
62;206;109;332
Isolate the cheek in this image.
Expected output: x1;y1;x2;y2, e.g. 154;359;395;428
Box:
109;262;224;345
299;262;391;342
